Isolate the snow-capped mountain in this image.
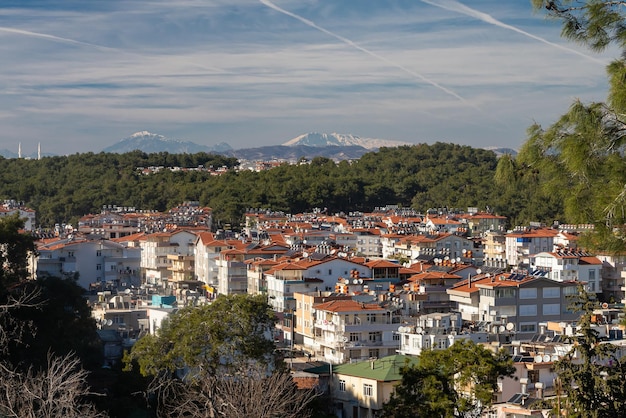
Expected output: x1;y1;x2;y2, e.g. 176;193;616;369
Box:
102;131;232;154
282;132;411;149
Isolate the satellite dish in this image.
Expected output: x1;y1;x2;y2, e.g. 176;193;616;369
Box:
535;355;543;363
551;354;559;362
353;279;358;284
416;326;423;334
602;302;609;309
499;325;506;333
358;279;363;284
476;269;482;275
506;322;515;331
398;326;406;333
543;354;551;363
106;319;113;326
124;288;132;294
462;249;467;254
456;257;461;262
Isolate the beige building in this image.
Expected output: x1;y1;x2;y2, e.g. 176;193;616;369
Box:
331;355;418;418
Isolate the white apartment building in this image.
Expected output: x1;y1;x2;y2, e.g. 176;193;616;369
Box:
505;227;558;268
310;299;401;364
530;250;603;294
139;229;198;289
396;312;488;356
33;237;141;289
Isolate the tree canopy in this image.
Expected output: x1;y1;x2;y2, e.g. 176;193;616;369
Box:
0;143;529;229
125;294;320;417
493;0;626;251
126;293;278;377
381;340;514;418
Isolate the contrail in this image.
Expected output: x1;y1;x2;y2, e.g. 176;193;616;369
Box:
259;0;470;104
421;0;607;65
0;26;228;74
0;26;115;51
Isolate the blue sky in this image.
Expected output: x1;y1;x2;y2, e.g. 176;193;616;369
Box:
0;0;617;155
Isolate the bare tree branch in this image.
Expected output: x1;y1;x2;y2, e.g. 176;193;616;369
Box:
0;351;106;418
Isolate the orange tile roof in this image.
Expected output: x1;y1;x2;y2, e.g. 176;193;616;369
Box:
313;299;386;313
365;259;400;268
408;271;462;281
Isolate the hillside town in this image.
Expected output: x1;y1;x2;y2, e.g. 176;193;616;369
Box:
11;198;626;418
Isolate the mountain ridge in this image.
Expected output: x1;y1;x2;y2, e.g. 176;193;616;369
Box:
0;131;517;159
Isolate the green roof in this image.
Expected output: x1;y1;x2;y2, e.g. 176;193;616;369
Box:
332;355;418;381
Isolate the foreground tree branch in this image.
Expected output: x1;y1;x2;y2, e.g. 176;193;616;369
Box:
0;352;107;418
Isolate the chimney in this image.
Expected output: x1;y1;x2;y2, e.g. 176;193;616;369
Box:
535;382;544;399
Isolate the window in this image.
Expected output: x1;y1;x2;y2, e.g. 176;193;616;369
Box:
369;332;382;342
110;265;116;271
393;333;400;341
96;250;102;256
543;303;560;315
96;264;102;271
412;337;420;348
367;313;377;323
363;384;373;397
528;370;540;383
519;304;537;316
495;288;516;298
519;288;537;299
542;287;560;298
519;323;536;333
564;286;578;296
369;349;379;358
349;333;360;342
339;380;346;392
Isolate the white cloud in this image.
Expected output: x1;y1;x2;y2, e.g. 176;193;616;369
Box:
0;0;615;153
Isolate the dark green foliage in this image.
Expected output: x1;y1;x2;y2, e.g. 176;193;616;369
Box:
125;294;278;377
9;276;103;371
523;1;626;251
0;144;520;229
0;214;36;292
543;285;626;417
381;340;514;418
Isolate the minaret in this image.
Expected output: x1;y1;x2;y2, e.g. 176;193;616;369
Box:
38;143;41;160
18;142;21;158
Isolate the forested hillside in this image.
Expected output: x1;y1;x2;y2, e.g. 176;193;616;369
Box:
0;143;561;228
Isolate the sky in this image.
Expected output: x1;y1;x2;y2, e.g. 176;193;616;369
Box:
0;0;618;156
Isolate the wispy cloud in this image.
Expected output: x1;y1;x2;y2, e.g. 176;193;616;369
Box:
421;0;607;65
0;26;115;51
259;0;470;104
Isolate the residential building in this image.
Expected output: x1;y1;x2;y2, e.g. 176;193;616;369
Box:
331;355;419;418
593;253;626;303
403;270;463;313
396;312;488;356
447;273;579;338
1;200;36;230
530;249;603;294
460;211;507;237
310;299;401;364
483;230;507;269
33;236;141;290
139;229;198;290
505;227;558;268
